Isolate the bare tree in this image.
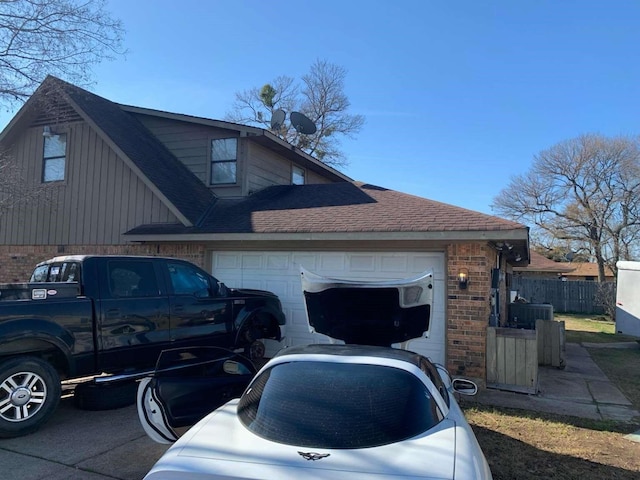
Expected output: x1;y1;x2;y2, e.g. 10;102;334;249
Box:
492;134;640;281
0;0;125;106
0;0;123;222
0;148;56;215
227;59;364;168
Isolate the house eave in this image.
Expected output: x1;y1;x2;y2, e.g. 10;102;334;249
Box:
125;229;529;243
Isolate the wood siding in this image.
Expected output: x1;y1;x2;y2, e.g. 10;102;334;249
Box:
0;123;178;245
246;142;332;194
133;114;245;197
135;114;335;198
246;142;292;193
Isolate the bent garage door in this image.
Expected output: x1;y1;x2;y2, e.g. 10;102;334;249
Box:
211;251;446;364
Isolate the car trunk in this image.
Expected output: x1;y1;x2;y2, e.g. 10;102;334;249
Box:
300;267;434;347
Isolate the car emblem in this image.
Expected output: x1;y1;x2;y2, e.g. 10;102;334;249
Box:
298;451;330;461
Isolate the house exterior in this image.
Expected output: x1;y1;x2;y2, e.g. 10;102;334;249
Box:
513;251;614;282
0;76;530;384
556;262;615;281
513;251;574;280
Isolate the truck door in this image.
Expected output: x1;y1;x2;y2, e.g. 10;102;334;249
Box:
165;260;233;348
97;259;171;372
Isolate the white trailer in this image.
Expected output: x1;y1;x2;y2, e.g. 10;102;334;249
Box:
615;261;640;337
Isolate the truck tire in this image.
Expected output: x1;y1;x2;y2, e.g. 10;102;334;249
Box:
74;380;137;411
0;356;61;438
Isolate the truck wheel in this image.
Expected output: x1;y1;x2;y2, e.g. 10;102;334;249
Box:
0;356;61;438
74;380;137;411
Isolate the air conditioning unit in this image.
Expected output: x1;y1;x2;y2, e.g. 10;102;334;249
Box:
508;303;554;329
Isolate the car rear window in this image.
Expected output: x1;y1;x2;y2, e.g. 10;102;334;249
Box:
237;361;442;449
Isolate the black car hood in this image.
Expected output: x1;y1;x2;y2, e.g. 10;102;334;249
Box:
300;268;433;347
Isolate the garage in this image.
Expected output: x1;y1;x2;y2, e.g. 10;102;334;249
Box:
211;251;446;364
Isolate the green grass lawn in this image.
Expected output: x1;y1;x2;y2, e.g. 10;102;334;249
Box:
556;313;639;343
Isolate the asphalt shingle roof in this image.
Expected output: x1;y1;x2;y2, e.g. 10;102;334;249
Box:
127;182;527;235
514;251;574;273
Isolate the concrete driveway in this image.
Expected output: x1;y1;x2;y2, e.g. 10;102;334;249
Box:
0;394;168;480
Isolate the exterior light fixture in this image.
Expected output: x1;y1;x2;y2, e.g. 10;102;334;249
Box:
43;126;54;137
457;268;469;290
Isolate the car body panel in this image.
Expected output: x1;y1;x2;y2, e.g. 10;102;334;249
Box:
146;400;457;479
300;267;433;346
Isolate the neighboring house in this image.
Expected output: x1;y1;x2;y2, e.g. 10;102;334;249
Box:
557;262;615;282
0;76;530;384
513;252;614;282
513;251;574;279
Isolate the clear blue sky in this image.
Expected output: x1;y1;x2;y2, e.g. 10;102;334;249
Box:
5;1;640;214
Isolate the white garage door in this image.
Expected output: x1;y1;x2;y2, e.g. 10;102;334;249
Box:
211;251;446;364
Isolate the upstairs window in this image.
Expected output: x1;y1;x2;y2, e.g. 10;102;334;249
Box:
211;138;237;184
292;165;305;185
43;134;66;182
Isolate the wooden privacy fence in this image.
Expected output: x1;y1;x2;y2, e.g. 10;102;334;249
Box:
486;327;538;394
511;277;615;314
487;320;565;394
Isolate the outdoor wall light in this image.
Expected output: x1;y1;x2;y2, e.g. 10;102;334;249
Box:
458;268;469;290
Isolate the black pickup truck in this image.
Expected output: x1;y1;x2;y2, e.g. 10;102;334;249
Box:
0;255;285;438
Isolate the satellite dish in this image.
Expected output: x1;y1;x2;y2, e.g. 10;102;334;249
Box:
270;109;286;130
290;111;317;135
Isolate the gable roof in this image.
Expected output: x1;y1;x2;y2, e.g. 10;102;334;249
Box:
54;77;216;226
0;76;215;226
0;76;353;225
1;76;530;262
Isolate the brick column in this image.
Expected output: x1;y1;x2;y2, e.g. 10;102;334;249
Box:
446;242;495;383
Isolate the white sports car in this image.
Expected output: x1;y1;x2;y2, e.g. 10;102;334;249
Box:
138;270;492;479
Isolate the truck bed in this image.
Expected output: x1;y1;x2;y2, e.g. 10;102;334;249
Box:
0;282;82;301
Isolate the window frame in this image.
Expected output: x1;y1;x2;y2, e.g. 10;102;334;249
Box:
107;259;160;298
167;261;214;297
210;137;238;185
291;165;306;185
42;133;67;183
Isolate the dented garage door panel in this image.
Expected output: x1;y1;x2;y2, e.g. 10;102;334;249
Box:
211;252;446;364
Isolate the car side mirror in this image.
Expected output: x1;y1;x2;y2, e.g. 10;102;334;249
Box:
452;378;478;396
217;282;228;297
223;360;254;376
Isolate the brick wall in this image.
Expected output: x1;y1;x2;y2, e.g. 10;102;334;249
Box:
447;242;495;384
0;244;208;283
